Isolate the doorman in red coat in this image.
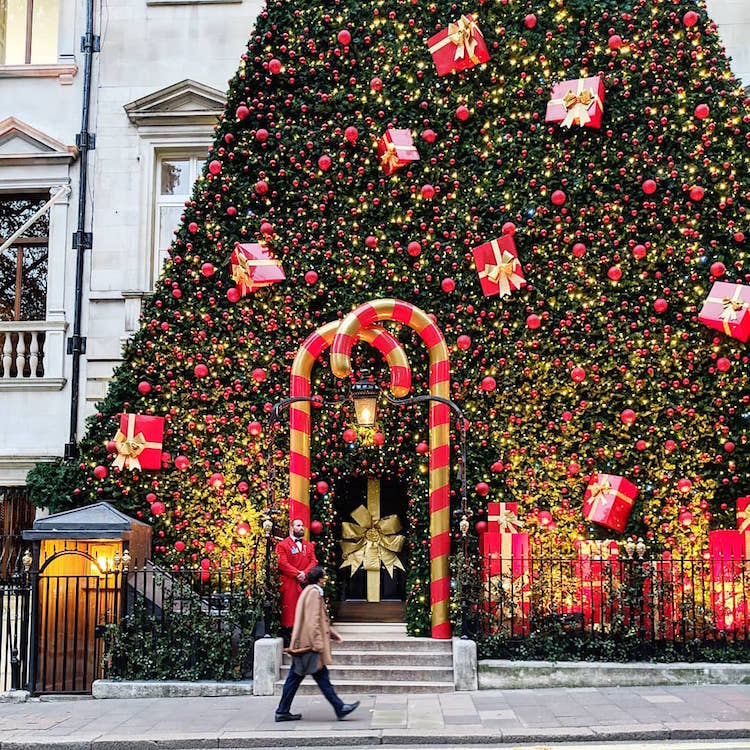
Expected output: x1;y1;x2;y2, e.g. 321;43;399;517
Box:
276;518;319;642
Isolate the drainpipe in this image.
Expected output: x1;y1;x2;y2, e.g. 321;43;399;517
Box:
64;0;99;461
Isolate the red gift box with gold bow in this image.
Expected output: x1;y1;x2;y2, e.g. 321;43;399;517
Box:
486;501;523;535
709;530;747;631
583;473;637;533
545;75;605;129
575;539;621;628
377;128;420;176
111;413;164;471
427;13;490;76
737;496;750;560
231;243;285;296
698;282;750;343
472;235;526;298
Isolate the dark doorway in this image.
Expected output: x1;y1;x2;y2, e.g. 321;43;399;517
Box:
334;476;407;622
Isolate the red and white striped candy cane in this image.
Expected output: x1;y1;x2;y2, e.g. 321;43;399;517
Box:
288;320;411;532
330;299;451;639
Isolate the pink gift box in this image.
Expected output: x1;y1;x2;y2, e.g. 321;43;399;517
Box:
377;128;419;176
583;473;637;533
231;243;285;296
698;282;750;343
545;76;605;129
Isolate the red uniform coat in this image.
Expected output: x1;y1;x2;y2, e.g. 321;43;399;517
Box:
276;536;319;627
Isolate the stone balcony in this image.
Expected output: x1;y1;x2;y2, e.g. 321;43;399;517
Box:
0;320;67;390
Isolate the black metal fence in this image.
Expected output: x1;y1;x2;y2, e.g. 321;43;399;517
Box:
0;557;262;694
480;551;750;654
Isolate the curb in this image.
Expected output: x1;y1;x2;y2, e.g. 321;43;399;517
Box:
4;725;750;749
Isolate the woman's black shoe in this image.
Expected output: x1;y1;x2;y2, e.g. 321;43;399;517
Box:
275;712;302;722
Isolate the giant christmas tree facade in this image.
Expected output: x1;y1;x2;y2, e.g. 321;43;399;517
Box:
40;0;749;637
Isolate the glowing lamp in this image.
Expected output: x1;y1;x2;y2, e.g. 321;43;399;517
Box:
350;369;380;428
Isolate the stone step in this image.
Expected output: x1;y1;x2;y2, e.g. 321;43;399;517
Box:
274;678;455;695
331;637;452;653
296;649;453;667
280;663;454;683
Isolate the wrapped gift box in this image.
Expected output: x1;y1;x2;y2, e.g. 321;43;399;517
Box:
231;243;285;296
427;13;490;76
481;530;530;635
583;473;637;533
486;501;523;535
575;539;621;628
708;530;747;631
545;75;605;129
377;128;420;176
472;235;526;298
698;282;750;342
112;413;165;471
737;496;750;560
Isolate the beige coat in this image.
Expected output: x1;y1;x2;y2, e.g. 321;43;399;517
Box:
288;585;336;666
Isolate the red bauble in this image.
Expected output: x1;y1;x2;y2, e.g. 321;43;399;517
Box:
209;472;225;488
252;368;267;382
717;357;731;372
475;481;490;497
526;314;541;329
238;481;249;493
572;242;586;258
571;366;586;383
194;363;209;378
636;439;647;451
407;241;422;257
188;222;199;234
337;29;351;45
481;376;496;392
199;570;210;582
310;520;323;535
665;439;677;452
268;58;282;74
138;380;152;395
421;184;435;199
633;244;646;259
248;421;262;437
208;160;221;175
475;520;488;534
227;287;241;303
621;409;636;425
683;10;698;27
502;221;516;236
561;411;573;421
456;105;470;121
256;128;269;141
710;261;726;277
175;455;189;470
735;232;745;243
524;13;536;29
538;510;553;527
146;492;157;503
93;465;108;480
201;262;215;277
343;428;357;443
151;501;166;516
653;298;668;314
441;277;455;293
608;34;622;50
200;558;211;570
175;541;186;552
365;235;378;248
551;189;566;205
694;103;710;119
642;179;657;195
416;441;429;455
689;185;705;201
457;334;471;350
255;180;269;195
260;221;274;235
316;481;329;495
724;441;735;453
344;126;358;144
236;105;249;120
370;76;383;91
677;478;693;493
373;431;385;446
236;522;251;536
318;154;332;171
422;128;437;143
607;266;622;281
490;461;503;473
678;510;693;528
305;270;318;285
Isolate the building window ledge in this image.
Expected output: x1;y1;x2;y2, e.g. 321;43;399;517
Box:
0;64;78;84
0;378;66;391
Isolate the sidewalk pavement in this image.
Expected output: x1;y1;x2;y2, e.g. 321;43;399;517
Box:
1;684;750;748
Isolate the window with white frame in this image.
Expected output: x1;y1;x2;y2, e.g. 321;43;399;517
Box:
152;152;203;286
0;0;59;65
0;194;48;321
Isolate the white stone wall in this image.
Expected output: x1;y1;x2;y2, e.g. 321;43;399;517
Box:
707;0;750;86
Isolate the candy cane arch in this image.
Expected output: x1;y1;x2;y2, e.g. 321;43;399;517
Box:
330;299;452;639
288;321;412;532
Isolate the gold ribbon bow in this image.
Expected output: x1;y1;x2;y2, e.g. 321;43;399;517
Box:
232;250;281;294
340;504;405;601
550;78;603;128
738;506;750;534
380;142;401;172
380;138;419;173
585;475;635;518
428;14;483;65
112;415;162;471
489;503;524;534
478;240;524;297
